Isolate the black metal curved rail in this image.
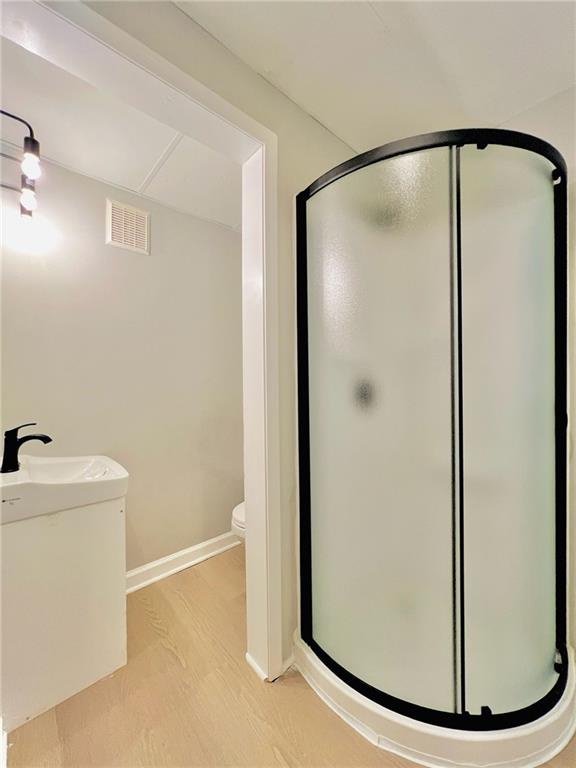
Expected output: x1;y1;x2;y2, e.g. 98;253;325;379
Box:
297;128;568;731
301;128;567;198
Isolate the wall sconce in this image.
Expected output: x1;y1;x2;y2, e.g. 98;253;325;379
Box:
20;177;38;213
0;109;41;217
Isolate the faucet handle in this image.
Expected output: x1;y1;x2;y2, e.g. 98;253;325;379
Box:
4;423;37;436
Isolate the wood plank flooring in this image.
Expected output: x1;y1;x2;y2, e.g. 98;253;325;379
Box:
8;546;575;767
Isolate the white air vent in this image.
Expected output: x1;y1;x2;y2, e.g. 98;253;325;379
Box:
106;199;149;254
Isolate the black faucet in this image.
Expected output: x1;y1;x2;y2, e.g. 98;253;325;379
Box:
1;423;53;473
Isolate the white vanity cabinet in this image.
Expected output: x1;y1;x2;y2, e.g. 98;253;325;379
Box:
1;456;128;732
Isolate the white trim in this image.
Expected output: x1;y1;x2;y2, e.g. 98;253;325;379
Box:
0;0;284;680
245;652;268;681
126;532;241;594
0;723;6;768
281;654;295;675
242;148;284;681
294;638;576;768
245;650;294;682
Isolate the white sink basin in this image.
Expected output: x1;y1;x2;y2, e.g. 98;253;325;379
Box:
1;455;129;524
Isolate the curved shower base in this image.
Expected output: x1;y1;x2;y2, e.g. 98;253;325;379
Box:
296;129;572;767
295;639;576;768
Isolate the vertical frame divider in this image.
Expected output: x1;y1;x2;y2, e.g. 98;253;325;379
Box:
553;171;568;652
297;191;313;643
450;146;465;715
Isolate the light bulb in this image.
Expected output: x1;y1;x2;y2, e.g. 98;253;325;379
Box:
21;152;41;181
20;187;37;212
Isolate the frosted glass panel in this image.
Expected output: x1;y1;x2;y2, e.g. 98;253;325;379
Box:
306;148;454;711
460;145;558;714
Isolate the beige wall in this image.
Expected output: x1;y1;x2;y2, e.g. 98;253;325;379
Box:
1;158;244;570
86;0;356;656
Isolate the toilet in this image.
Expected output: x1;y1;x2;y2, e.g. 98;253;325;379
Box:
231;501;246;539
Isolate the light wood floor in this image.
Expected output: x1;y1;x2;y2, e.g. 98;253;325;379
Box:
8;546;575;768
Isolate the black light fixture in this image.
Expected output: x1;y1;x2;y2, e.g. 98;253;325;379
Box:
0;109;41;216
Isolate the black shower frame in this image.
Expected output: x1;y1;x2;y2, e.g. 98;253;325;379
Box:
296;128;568;731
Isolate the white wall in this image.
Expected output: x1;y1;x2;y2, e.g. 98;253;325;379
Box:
1;157;244;570
86;0;356;660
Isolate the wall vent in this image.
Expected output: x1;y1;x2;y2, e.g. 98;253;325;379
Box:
106;199;150;254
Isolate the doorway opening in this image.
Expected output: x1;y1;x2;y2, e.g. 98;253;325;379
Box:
0;0;284;683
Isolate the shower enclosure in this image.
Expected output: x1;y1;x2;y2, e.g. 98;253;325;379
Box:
296;129;569;733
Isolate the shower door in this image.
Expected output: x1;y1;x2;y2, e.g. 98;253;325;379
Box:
460;144;560;716
301;147;456;715
297;129;568;730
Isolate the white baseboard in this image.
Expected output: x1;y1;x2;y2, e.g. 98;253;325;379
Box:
245;652;295;683
245;652;268;680
1;724;6;768
126;531;241;593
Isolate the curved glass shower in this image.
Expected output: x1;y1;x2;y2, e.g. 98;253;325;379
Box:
297;130;568;730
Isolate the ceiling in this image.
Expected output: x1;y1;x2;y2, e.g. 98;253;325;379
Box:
2;2;573;223
177;1;576;154
0;37;242;230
